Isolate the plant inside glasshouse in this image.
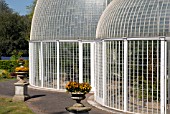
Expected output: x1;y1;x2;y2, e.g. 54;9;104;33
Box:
129;41;160;101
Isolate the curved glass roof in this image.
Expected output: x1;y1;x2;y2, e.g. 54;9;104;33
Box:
30;0;109;41
96;0;170;39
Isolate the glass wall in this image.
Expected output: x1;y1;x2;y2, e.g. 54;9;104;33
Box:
29;41;94;90
94;38;166;114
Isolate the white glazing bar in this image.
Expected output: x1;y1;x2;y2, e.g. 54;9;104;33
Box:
94;43;96;98
58;40;80;42
118;41;121;109
102;41;106;105
127;37;160;41
109;42;112;107
137;41;139;113
57;41;60;90
47;42;51;87
102;37;160;41
40;42;44;88
157;40;159;114
50;43;52;87
147;41;149;113
37;44;39;85
152;41;153;114
115;41;118;108
133;41;135;112
52;43;54;88
122;41;124;110
45;43;47;87
29;43;32;85
62;42;64;88
37;44;40;86
113;41;115;107
95;43;98;100
63;42;64;86
90;42;95;91
124;38;128;112
54;42;57;88
164;41;167;114
33;44;35;85
129;41;131;110
33;44;36;85
71;43;74;83
142;41;144;112
49;43;51;87
160;37;165;114
77;43;79;82
46;43;48;87
69;43;72;82
79;41;83;83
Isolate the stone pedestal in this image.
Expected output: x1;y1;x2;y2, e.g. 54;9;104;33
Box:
66;106;91;114
12;82;30;102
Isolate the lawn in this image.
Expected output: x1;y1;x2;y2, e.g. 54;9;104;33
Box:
0;69;33;114
0;97;34;114
0;78;16;82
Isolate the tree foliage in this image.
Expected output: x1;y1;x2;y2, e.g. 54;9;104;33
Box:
0;0;30;57
27;0;37;20
0;0;12;13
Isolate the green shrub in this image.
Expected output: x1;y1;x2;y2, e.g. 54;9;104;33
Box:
0;60;29;72
0;70;11;79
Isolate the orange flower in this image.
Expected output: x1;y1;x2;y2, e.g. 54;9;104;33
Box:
15;67;29;72
65;81;91;94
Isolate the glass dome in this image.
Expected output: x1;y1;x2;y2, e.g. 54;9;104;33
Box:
96;0;170;38
30;0;109;41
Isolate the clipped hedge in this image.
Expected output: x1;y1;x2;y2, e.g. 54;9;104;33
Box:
0;60;29;72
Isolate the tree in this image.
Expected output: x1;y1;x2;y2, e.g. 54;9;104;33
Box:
0;0;30;57
0;0;12;13
27;0;37;20
0;12;29;57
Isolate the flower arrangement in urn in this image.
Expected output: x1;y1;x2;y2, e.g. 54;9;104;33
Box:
15;58;29;72
15;67;29;72
15;58;29;82
65;81;92;113
65;81;92;94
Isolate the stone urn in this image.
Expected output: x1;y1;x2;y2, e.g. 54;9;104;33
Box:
71;92;86;107
13;67;29;102
66;92;91;114
15;71;28;83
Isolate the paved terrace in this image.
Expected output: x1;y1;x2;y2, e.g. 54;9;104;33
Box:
0;80;123;114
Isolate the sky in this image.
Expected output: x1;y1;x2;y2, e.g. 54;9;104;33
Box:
5;0;34;15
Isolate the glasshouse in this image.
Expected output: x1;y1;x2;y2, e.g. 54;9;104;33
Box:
29;0;170;114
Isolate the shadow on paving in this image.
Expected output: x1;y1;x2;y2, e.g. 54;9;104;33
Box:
30;94;46;99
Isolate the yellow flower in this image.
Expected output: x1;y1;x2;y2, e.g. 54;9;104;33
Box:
65;81;92;94
15;67;29;72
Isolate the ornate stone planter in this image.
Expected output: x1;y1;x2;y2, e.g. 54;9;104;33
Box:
66;92;91;114
12;71;29;102
15;72;28;83
71;92;86;107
